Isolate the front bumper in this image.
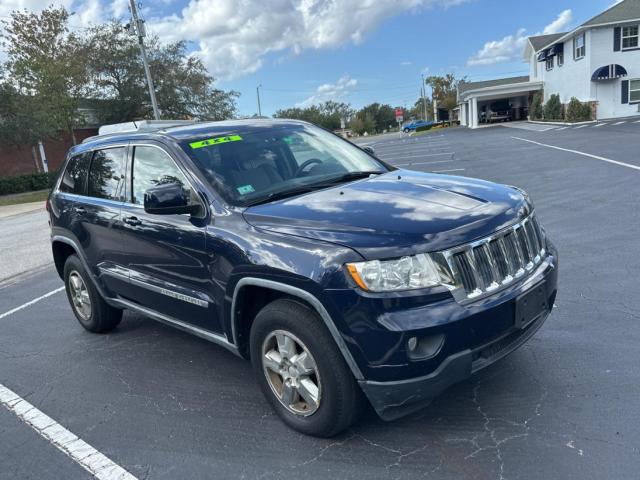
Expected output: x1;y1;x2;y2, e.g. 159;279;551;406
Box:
327;246;558;421
359;307;551;420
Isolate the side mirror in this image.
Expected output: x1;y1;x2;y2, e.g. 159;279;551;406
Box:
143;183;200;215
362;146;375;156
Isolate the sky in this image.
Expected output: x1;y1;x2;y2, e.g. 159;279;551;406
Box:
0;0;622;116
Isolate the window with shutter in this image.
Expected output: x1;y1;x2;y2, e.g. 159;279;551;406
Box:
622;25;639;50
629;79;640;103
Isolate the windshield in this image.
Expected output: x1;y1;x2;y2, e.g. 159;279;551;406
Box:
180;123;389;207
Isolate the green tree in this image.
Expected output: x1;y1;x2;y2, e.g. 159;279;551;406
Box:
530;91;544;120
273;101;354;130
84;22;238;123
1;6;88;143
565;97;592;122
425;74;464;118
408;97;433;121
356;103;396;132
543;93;562;120
0;81;54;171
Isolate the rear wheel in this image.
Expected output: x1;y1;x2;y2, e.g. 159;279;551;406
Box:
63;255;122;333
250;298;363;437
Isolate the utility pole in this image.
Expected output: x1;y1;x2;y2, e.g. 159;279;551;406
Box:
129;0;160;120
256;84;262;117
421;74;428;121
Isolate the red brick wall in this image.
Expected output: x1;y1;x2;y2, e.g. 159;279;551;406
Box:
0;128;98;177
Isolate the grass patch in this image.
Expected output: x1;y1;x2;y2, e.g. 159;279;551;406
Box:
0;189;49;207
413;124;457;137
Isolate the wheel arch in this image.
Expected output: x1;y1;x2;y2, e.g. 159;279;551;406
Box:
50;235;113;304
52;239;77;279
231;278;364;380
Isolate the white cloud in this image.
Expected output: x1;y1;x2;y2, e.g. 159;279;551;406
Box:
467;28;528;66
467;9;573;66
146;0;469;80
296;75;358;107
1;0;468;81
109;0;129;19
543;9;572;35
400;61;412;66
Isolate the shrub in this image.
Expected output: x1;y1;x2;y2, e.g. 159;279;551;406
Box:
530;91;543;120
543;94;563;120
565;97;592;122
0;171;57;196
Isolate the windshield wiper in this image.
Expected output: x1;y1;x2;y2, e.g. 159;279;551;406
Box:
317;170;385;185
244;185;321;207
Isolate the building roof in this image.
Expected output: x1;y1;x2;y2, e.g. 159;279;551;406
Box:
458;76;531;96
582;0;640;26
528;33;566;52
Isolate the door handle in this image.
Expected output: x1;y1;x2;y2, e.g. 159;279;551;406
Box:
124;216;142;226
73;206;86;215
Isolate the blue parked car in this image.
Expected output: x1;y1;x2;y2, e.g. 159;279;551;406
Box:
47;119;557;437
402;119;433;133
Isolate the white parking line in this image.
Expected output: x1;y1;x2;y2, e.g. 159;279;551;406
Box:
634;119;640;123
374;142;450;152
380;152;454;160
0;287;64;320
555;127;569;131
612;121;626;125
396;159;454;167
0;384;137;480
512;136;640;172
593;123;607;127
574;125;589;129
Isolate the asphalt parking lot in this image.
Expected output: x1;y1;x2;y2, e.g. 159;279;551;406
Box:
2;121;640;479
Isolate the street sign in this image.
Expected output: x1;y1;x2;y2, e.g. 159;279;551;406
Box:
395;107;404;125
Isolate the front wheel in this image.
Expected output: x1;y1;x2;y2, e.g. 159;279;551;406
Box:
250;298;363;437
403;128;410;133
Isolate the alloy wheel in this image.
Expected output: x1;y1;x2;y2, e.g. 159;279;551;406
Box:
68;271;92;321
261;330;321;416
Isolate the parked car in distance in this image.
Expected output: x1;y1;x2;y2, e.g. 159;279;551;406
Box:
402;119;433;133
47;119;558;437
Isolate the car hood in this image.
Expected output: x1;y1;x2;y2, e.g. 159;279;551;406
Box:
243;170;531;260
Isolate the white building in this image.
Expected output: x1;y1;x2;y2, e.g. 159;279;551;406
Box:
459;0;640;127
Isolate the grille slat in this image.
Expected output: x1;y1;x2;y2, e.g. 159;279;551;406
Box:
446;215;546;300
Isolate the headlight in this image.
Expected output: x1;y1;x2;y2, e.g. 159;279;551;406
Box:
346;253;446;292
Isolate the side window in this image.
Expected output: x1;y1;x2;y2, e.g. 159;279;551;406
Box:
87;147;126;201
131;146;193;206
59;152;91;195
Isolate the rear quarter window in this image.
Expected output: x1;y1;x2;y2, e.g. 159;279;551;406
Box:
59;152;91;195
87;147;126;201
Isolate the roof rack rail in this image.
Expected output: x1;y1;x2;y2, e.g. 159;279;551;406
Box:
82;120;197;143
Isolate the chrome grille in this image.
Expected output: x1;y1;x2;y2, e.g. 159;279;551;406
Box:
442;215;546;300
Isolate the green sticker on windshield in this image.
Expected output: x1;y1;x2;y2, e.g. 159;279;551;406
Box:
190;135;242;149
237;185;255;195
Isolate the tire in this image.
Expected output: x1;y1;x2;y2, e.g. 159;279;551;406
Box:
63;254;122;333
403;128;410;133
250;298;363;437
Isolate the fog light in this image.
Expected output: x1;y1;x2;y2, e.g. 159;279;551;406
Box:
407;333;445;361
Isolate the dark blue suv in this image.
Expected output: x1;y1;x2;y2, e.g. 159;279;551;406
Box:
47;119;558;437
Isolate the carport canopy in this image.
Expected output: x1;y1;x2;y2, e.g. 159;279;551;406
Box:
457;76;544;128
